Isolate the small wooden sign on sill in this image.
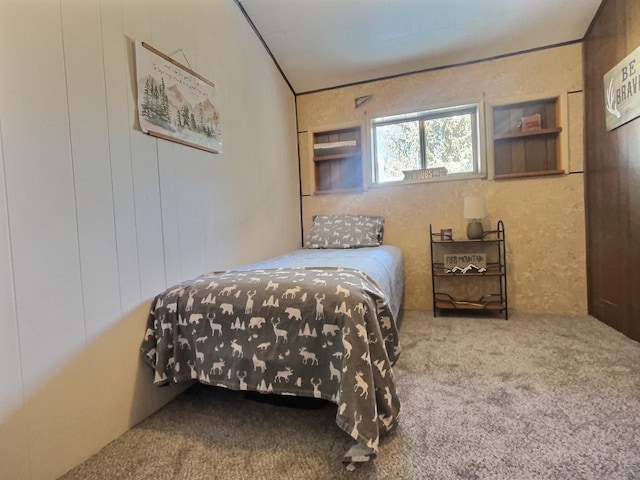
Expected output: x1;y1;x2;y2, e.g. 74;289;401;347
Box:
402;167;447;181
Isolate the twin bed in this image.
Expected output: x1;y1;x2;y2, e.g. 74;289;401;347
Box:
140;215;404;463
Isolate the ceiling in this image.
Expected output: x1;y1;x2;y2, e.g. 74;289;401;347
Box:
238;0;603;94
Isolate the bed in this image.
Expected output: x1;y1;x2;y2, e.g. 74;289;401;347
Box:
140;215;404;463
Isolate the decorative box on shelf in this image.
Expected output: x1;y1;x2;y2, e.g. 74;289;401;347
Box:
520;113;542;133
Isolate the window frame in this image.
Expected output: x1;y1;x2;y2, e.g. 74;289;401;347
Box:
368;101;487;187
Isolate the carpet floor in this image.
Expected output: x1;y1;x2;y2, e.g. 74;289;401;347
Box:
60;310;640;479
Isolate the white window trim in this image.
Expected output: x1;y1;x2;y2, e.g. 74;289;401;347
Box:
365;99;487;188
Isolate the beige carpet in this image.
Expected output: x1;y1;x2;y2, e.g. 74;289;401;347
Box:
60;311;640;479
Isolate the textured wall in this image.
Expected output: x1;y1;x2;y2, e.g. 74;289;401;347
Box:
298;44;587;314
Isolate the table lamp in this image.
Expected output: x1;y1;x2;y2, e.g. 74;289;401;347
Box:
464;195;486;239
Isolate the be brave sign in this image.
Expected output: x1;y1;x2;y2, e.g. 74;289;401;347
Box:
604;45;640;131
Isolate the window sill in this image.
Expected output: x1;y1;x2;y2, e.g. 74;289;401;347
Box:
369;171;486;188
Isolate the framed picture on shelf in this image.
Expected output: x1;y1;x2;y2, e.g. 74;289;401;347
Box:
440;228;453;240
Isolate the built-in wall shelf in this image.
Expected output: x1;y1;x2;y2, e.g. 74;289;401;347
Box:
312;125;362;194
493;126;562;141
490;96;566;179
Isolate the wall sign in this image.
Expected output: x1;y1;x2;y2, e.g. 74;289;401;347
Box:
604;44;640;131
444;253;486;274
134;41;222;153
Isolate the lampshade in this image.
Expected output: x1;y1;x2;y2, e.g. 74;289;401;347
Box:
464;195;486;220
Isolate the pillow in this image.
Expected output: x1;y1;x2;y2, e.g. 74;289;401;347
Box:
305;214;385;249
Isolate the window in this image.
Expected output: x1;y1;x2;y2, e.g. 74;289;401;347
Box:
371;103;483;184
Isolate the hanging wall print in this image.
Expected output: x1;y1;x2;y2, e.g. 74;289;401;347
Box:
134;41;222;153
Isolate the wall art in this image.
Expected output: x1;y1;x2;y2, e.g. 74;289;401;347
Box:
134;41;222;153
604;43;640;132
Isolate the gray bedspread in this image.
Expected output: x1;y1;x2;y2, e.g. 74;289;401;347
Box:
237;246;404;320
140;247;403;458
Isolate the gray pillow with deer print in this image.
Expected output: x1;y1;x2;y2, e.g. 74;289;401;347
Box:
305;214;384;249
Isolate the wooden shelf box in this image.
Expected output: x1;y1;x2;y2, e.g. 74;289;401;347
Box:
313;126;362;194
490;97;565;179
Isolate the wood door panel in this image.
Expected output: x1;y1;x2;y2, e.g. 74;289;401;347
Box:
584;0;640;341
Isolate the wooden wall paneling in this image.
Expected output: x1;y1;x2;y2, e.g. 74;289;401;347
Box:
1;2;88;479
508;107;523;131
584;0;640;340
201;1;222;272
100;0;142;312
628;0;640;341
628;125;640;341
493;140;511;176
129;114;167;300
524;137;548;172
585;10;609;320
203;182;220;272
203;157;220;271
175;147;208;281
62;0;121;339
123;0;168;300
63;1;160;462
1;0;85;385
585;2;599;320
164;1;200;291
629;0;640;46
614;0;632;338
157;141;182;286
0;119;29;480
330;160;342;190
510;138;526;173
168;0;197;70
167;0;207;281
547;136;559;171
149;0;169;48
317;161;331;191
545;101;557;129
194;0;210;76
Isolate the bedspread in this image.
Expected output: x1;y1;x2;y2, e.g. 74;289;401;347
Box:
140;266;401;454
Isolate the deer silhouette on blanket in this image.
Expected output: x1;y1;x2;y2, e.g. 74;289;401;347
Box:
314;294;325;320
245;290;256;314
271;318;288;343
354;371;369;399
209;316;223;336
